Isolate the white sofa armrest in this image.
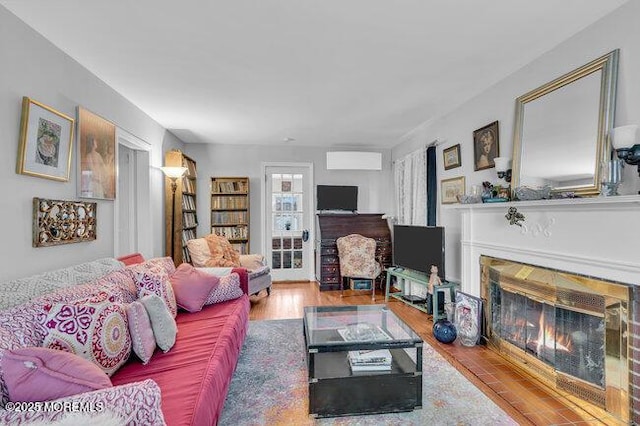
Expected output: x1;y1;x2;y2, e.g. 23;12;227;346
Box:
239;254;266;270
0;379;165;426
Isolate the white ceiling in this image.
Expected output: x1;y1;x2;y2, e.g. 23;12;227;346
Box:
0;0;629;147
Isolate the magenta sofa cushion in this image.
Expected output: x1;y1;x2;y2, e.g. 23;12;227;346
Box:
111;294;250;426
170;263;220;312
2;347;112;402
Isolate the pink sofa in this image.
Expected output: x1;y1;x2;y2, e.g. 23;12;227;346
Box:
0;254;250;425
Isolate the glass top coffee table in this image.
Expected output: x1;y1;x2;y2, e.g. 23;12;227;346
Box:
303;304;423;418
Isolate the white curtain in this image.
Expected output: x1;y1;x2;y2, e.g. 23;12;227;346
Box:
394;148;427;226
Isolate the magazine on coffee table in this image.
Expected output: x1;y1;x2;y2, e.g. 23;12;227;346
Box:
337;323;392;342
348;349;393;371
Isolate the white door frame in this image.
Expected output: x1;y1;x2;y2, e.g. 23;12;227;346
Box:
261;162;315;281
114;127;152;258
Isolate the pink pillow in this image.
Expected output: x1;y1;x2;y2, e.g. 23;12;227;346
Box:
1;347;112;402
170;263;220;312
125;302;156;364
41;302;132;376
126;262;178;318
204;272;243;305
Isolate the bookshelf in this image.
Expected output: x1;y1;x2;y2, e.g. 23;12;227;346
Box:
210;177;250;254
164;150;198;265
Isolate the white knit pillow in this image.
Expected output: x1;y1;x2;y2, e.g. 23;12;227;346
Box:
139;294;177;352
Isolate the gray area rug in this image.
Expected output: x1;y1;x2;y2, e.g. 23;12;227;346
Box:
219;319;516;425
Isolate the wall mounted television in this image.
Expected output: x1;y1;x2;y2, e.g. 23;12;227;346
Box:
316;185;358;212
393;225;445;279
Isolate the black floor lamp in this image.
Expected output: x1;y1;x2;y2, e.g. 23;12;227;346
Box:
161;166;188;262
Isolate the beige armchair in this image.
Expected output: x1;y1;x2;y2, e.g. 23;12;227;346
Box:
186;234;272;296
336;234;381;300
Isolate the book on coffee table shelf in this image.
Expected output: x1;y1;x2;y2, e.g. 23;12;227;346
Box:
337;323;392;342
348;349;393;371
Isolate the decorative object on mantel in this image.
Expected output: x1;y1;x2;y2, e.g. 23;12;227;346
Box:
16;97;75;182
600;158;624;196
611;125;639;193
473;121;499;171
513;185;552;201
480;181;508;203
457;194;482;204
505;207;525;227
32;198;97;247
441;176;465;204
443;144;461;170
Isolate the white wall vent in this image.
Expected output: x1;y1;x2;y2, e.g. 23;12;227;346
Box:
326;151;382;170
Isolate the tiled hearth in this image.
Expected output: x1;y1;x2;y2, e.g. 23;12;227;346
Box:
426;331;618;425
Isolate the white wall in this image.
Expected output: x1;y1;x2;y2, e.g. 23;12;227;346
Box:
392;1;640;282
184;143;392;252
0;7;185;281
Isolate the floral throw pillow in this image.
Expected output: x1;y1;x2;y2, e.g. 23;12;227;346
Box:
126;262;177;318
204;272;243;305
41;302;132;376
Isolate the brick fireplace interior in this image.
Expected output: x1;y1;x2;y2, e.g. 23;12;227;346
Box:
480;256;634;424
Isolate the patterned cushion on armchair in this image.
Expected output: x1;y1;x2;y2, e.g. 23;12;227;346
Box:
336;234;381;279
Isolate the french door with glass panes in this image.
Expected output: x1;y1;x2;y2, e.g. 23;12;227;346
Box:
265;165;313;281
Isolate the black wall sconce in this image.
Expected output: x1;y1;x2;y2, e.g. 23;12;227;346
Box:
611;125;639;193
494;157;512;183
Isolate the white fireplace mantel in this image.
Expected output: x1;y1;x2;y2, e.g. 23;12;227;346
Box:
441;195;640;296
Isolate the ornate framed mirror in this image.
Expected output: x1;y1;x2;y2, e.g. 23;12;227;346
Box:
512;50;619;196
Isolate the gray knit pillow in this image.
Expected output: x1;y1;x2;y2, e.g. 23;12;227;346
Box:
139;294;177;352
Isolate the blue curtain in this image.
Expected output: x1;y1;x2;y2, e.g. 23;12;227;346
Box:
426;146;437;226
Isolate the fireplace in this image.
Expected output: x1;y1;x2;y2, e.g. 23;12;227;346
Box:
480;256;632;423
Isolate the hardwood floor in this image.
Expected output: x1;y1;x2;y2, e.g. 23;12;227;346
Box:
248;282;613;426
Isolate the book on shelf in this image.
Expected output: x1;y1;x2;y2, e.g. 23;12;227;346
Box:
349;363;392;372
337;323;392;342
348;349;392;371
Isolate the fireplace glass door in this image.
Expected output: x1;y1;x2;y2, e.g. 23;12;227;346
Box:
491;285;605;387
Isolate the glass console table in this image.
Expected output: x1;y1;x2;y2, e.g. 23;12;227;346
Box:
303;304;423;418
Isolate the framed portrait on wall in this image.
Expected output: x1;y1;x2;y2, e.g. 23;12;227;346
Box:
78;107;116;200
441;176;465;204
473;121;499;171
16;97;75;181
443;144;461;170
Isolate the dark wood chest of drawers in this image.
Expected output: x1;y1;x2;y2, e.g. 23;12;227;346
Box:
315;214;392;291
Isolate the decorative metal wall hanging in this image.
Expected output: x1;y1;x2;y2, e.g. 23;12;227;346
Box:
33;198;97;247
505;207;525;227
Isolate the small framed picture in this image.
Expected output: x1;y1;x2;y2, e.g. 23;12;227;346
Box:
473;121;500;171
281;180;292;192
443;144;461;170
78;107;117;200
454;291;483;345
16;97;75;181
441;176;465;204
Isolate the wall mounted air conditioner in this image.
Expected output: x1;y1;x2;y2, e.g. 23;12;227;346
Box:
326;151;382;170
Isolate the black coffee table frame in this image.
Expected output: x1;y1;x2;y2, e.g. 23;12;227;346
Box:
303;305;423;418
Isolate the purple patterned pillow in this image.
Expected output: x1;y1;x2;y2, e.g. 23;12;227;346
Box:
41;302;132;376
204;272;243;305
126;262;177;318
125;302;156;364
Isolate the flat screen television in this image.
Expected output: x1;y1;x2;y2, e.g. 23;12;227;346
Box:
316;185;358;212
393;225;445;278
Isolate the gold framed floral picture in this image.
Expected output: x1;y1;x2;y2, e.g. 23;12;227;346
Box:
441;176;465;204
443;144;461;170
78;107;116;200
16;97;75;181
